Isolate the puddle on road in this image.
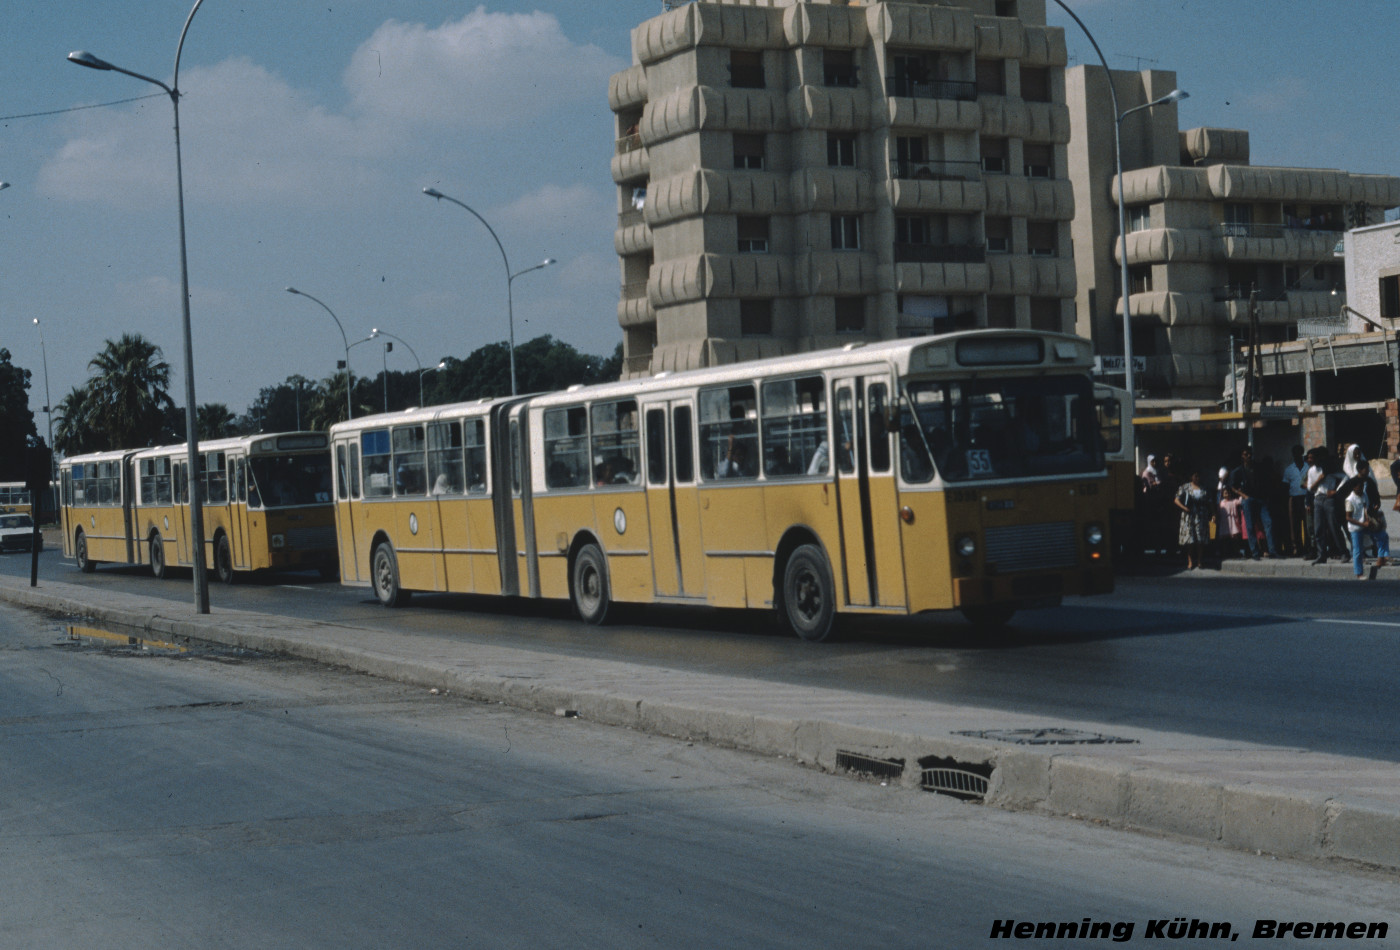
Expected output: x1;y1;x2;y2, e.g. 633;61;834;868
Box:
60;622;262;662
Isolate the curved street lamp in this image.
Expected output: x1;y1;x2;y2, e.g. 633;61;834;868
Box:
68;0;212;614
421;186;555;396
286;287;356;423
370;328;425;407
1047;0;1186;397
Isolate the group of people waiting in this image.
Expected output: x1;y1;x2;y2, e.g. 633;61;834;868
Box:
1138;444;1395;579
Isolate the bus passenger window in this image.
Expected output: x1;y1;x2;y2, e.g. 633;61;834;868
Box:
349;446;360;499
591;400;640;487
699;385;758;480
544;407;588;489
427;421;464;495
206;452;228;504
761;376;826;477
336;445;348;500
361;429;392;497
392;425;427;497
464;420;487;494
673;406;694;483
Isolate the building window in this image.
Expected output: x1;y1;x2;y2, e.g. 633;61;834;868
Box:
995;1;1017;15
976;59;1004;95
1029;298;1063;333
1023;143;1053;178
831;214;861;250
824;48;858;88
834;297;865;334
1223;203;1252;237
1127;204;1151;233
730;50;765;89
1382;275;1400;320
1019;66;1051;103
980;137;1007;174
827;132;857;167
986;296;1015;328
733;133;765;170
740;299;773;336
895;215;930;246
1128;265;1153;294
985;216;1010;253
1027;220;1057;256
737;216;770;254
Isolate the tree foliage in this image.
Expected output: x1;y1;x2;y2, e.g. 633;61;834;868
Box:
0;349;37;481
55;333;176;454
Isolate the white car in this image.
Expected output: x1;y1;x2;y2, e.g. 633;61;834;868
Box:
0;513;41;553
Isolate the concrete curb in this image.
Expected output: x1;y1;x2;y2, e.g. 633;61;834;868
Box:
4;576;1398;872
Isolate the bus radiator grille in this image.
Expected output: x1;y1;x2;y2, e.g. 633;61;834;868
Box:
984;522;1075;573
285;526;336;550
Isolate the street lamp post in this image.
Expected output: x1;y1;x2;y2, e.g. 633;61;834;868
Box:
31;319;55;504
370;329;425;407
1047;0;1186;397
69;0;212;614
421;187;555;396
286;288;355;423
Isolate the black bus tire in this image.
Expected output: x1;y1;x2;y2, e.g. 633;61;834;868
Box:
780;543;837;642
571;543;612;625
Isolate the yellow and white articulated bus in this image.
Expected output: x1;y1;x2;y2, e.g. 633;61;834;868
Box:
59;432;337;582
330;330;1114;640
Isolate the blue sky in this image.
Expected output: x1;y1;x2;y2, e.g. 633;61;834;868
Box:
1;0;1396;418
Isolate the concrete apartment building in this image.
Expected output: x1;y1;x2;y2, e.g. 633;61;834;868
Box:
608;0;1078;377
1065;65;1400;404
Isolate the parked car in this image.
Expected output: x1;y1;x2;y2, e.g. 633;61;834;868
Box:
0;513;40;553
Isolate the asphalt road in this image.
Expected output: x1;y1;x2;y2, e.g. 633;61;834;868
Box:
1;601;1395;948
6;545;1400;762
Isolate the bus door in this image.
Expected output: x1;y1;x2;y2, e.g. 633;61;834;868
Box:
228;455;249;570
642;399;704;598
122;456;137;564
173;459;193;567
831;374;907;609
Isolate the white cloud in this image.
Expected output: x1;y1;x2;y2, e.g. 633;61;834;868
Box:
345;7;623;128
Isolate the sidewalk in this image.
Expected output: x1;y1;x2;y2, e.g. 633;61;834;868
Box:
2;572;1398;872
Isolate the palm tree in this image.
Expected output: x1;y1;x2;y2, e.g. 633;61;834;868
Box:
54;384;99;455
197;403;236;439
86;333;175;450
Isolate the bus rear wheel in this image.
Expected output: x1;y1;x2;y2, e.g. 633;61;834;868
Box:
780;544;837;642
371;543;410;607
75;531;95;573
960;604;1015;628
571;543;611;625
149;534;167;580
214;534;238;585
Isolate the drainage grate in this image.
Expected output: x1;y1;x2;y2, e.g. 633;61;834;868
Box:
835;750;905;781
918;755;992;800
953;728;1138;745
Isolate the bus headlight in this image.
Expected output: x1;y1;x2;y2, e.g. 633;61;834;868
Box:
271;533;285;549
1084;524;1104;546
956;534;977;557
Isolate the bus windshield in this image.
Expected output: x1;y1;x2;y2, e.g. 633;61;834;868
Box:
248;454;334;508
899;374;1102;483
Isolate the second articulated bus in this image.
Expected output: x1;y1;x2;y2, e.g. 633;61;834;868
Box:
60;432;337;581
329;330;1114;640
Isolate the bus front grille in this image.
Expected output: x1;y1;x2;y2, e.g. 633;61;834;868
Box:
285;525;336;551
984;522;1075;573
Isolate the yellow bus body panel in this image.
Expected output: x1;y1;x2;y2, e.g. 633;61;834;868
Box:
697;482;766;608
73;506;133;565
593;486;653;604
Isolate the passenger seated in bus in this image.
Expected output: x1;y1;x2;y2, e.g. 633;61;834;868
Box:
768;446;798;476
431;473;453;495
716;435;750;478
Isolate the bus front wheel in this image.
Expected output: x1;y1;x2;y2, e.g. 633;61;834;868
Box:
571;543;611;625
149;534;167;580
371;543;410;607
780;544;837;642
960;604;1015;628
75;531;95;573
214;534;238;585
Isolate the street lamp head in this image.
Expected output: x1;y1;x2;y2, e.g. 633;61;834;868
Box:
1161;89;1189;104
32;318;39;326
285;286;301;296
370;328;381;338
68;50;115;71
422;187;444;199
543;258;557;266
0;182;9;192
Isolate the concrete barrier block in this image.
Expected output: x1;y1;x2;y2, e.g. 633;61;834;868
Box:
1220;785;1328;858
1046;756;1130;820
1326;799;1400;867
1125;769;1223;841
987;749;1052;808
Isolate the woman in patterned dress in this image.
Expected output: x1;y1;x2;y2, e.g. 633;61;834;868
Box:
1174;469;1213;569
